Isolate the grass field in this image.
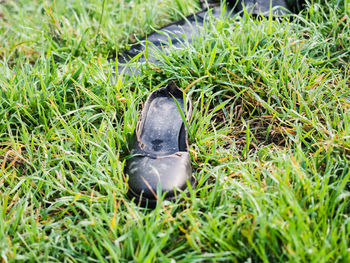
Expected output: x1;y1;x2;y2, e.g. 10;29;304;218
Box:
0;0;349;262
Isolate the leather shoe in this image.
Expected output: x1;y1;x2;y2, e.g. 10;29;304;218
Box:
125;81;194;207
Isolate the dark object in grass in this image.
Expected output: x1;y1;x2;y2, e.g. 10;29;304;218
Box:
116;0;305;76
234;0;305;16
235;0;289;15
125;81;194;207
116;1;227;76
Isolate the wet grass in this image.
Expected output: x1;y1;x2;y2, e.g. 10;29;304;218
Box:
0;0;350;262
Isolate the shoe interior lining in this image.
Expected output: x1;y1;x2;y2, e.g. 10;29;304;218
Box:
140;95;185;156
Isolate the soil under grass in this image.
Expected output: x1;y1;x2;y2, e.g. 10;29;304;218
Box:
0;0;349;262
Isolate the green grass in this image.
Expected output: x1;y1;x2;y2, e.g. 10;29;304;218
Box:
0;0;349;262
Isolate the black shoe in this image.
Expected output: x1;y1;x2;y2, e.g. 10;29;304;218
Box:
125;81;194;207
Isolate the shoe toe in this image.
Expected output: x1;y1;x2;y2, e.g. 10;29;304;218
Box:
126;152;192;200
